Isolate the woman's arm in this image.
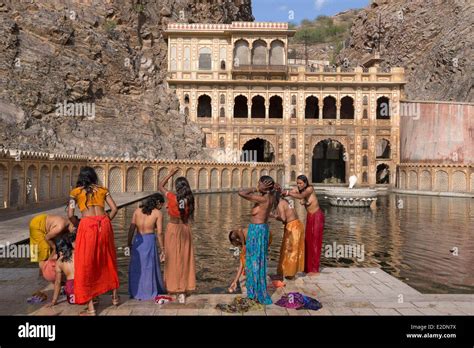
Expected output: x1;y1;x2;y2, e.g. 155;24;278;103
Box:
287;186;313;200
49;262;63;306
238;188;267;203
155;211;165;261
229;260;244;292
106;194;118;220
158;167;179;195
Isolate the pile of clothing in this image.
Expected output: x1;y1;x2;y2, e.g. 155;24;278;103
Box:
27;291;48;304
216;296;265;313
275;292;322;311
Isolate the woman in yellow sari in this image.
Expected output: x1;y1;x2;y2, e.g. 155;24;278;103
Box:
270;190;305;279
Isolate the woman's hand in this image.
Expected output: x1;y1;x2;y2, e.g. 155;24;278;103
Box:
170;167;180;175
228;281;237;293
47;301;56;308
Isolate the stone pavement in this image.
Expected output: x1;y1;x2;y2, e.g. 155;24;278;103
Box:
25;267;474;316
0;192;152;245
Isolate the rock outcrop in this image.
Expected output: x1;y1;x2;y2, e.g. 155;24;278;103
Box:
337;0;472;102
0;0;253;159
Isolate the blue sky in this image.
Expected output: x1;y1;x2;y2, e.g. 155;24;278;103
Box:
252;0;371;24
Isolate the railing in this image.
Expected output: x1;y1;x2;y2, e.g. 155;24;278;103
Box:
232;64;287;73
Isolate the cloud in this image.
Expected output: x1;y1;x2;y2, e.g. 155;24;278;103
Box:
314;0;327;10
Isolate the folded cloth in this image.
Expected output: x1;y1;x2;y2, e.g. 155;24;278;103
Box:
27;291;48;304
216;296;264;313
155;295;174;305
275;292;322;311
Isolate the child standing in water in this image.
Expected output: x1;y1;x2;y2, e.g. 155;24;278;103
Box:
128;193;166;300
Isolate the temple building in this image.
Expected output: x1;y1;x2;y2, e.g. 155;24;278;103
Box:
164;22;406;186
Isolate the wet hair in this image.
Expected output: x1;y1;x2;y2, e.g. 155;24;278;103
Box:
272;190;282;211
140;193;164;215
259;175;275;192
297;174;309;193
228;230;243;247
76;166;99;208
175;177;194;221
55;233;76;263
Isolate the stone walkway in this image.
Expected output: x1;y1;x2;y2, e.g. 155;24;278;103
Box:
0;192;152;245
25;268;474;316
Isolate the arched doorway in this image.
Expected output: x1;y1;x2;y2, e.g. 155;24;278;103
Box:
197;95;212;118
251;96;265;118
312;139;346;183
376;164;390;184
242;138;275;162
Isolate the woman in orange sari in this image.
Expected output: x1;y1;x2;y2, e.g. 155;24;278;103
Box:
158;167;196;304
67;166;119;315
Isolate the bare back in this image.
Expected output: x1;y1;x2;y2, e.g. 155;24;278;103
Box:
133;208;162;234
278;199;298;224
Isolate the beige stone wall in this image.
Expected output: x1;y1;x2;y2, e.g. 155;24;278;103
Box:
0;150;284;211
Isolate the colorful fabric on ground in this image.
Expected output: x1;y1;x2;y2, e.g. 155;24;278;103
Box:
29;214;49;262
278;219;305;277
305;209;325;273
164;222;196;293
129;233;166;300
245;223;272;305
275;292;322;311
74;215;119;305
216;296;264;313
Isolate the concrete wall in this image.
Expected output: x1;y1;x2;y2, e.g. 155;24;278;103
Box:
400;101;473;164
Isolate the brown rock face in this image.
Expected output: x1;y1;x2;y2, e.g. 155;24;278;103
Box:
337;0;473;102
0;0;253;158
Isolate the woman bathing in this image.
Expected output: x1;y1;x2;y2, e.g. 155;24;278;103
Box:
158;168;196;304
67;166;120;316
128;193;166;300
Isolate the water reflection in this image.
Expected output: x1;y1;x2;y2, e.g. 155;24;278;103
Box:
110;193;473;295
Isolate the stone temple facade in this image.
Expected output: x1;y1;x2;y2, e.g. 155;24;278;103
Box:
165;22;406;186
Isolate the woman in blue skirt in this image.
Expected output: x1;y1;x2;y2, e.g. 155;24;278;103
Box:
128;193;166;300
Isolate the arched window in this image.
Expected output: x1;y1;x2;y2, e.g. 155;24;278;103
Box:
251;96;265;118
220;46;226;70
234;95;248;118
233;39;249;67
376;96;390;119
290;154;296;165
270;40;284;65
183;46;190;70
291;138;296;149
220;94;225;104
219;107;225;118
197;95;212;118
269;96;283;118
363;109;368;119
291;95;297;105
363;95;368;106
198;47;212;70
305;96;319;119
362;172;368;183
170;46;177;71
362;155;368;167
362;138;368;150
184;94;190;104
340;96;354;119
291;107;296;118
376;139;391;159
220;60;226;70
291;171;296;181
252;40;267;65
219;137;225;148
323;96;336;119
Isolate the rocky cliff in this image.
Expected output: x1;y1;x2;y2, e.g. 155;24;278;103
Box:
0;0;253;159
337;0;472;102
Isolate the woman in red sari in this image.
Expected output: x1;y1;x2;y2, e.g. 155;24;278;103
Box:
283;175;325;275
68;166;119;315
